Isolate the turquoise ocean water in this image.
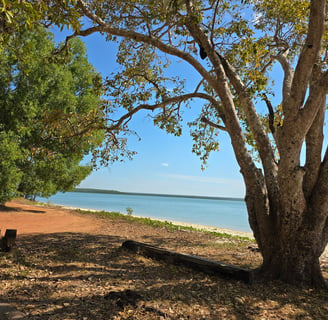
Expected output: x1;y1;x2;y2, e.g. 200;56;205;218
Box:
37;191;251;233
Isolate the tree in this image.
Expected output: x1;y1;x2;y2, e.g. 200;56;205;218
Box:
0;132;23;204
0;0;82;43
51;0;328;287
0;25;105;203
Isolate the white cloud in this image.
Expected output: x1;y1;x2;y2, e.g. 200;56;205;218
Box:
161;163;169;167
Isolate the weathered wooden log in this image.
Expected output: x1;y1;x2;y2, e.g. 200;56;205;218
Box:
0;229;17;252
122;240;253;284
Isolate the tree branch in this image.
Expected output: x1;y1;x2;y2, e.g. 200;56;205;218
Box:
217;53;279;212
303;96;325;200
309;144;328;240
107;92;224;131
298;69;328;129
53;26;103;55
76;0;215;87
284;0;325;118
261;94;275;135
272;49;294;106
200;116;227;131
209;0;220;46
275;68;328;186
321;217;328;254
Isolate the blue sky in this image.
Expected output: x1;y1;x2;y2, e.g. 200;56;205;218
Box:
53;30;249;198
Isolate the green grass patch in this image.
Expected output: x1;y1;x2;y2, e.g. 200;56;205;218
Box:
74;207;253;241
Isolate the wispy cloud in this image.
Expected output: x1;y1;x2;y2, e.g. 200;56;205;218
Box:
163;174;241;185
161;163;169;167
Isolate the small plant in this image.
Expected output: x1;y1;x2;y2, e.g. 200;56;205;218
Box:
126;207;133;216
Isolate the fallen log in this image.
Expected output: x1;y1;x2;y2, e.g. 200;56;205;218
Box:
122;240;253;284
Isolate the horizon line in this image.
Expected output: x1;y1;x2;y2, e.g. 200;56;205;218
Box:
74;187;244;201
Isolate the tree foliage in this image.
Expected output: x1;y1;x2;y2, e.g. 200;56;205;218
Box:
0;0;82;43
0;25;104;202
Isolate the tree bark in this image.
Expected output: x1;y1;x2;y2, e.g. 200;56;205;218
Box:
255;232;326;288
246;187;327;288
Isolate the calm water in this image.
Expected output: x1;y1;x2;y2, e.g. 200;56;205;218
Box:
37;192;251;232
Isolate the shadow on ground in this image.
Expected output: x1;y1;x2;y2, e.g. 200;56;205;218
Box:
0;232;327;320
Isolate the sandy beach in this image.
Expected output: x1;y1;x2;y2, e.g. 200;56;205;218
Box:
58;204;254;239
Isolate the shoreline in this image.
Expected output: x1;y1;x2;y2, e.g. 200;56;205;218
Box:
45;203;327;260
49;203;255;239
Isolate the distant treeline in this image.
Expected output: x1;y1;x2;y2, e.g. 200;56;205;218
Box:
73;188;122;194
73;188;243;202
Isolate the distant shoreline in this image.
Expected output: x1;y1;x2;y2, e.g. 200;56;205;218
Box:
73;188;244;202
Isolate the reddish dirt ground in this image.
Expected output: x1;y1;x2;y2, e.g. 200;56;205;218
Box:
0;199;103;236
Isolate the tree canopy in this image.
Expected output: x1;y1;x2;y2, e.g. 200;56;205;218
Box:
0;25;104;202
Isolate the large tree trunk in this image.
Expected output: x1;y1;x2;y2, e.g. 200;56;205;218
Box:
245;193;327;288
256;238;326;288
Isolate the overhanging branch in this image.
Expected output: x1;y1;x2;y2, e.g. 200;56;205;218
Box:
53;26;103;55
76;0;214;86
107;92;224;131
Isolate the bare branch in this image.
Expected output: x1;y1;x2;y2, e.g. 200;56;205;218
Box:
200;116;227;131
285;0;325;117
53;32;77;55
107;92;224;131
209;0;220;47
53;26;103;55
261;94;275;135
210;52;280;222
272;49;294;105
194;78;205;93
133;73;165;98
